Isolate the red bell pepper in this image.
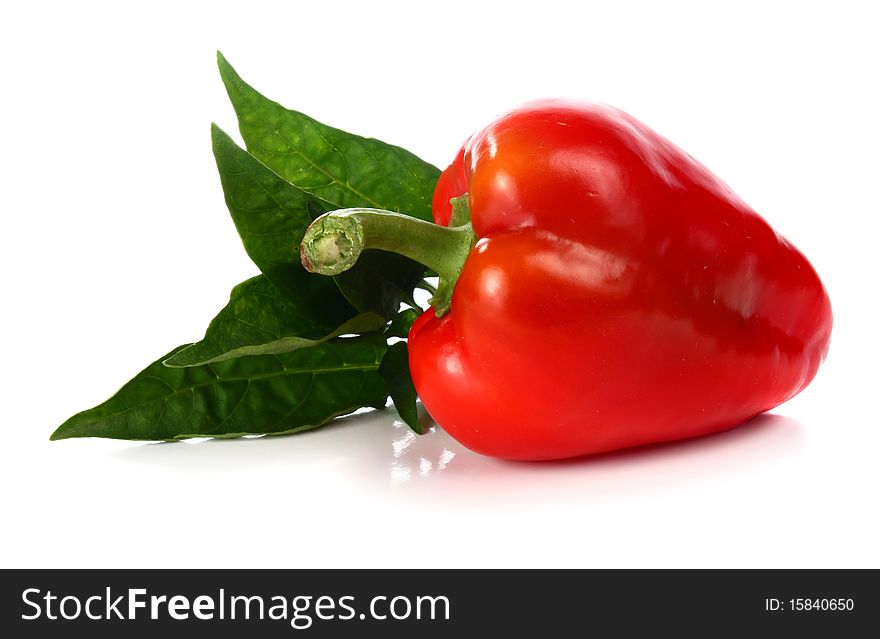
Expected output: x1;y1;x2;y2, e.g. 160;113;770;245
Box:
301;100;832;460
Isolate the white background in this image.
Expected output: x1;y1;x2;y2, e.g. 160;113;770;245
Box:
1;1;877;568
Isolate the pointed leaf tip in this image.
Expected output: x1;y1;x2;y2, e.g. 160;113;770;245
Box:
216;50;233;74
49;338;390;441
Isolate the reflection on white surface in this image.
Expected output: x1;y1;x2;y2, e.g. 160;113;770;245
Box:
388;403;458;483
389;421;458;484
32;406;829;569
113;404;806;497
113;403;475;485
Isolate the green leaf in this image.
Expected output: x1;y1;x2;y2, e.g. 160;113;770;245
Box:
212;125;419;318
216;53;439;316
163;275;387;368
217;51;440;220
378;342;421;434
333;250;425;319
51;334;389;441
386;308;421;339
210;124;352;311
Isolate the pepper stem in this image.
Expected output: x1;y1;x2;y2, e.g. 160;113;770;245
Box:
300;202;476;316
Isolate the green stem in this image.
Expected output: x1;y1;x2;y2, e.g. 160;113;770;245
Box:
300;207;475;316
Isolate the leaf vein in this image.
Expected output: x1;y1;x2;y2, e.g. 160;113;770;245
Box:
270;129;383;208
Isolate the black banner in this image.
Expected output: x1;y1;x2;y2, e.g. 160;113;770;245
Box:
2;569;875;636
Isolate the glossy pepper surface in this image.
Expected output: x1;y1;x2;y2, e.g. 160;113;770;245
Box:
408;101;832;460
